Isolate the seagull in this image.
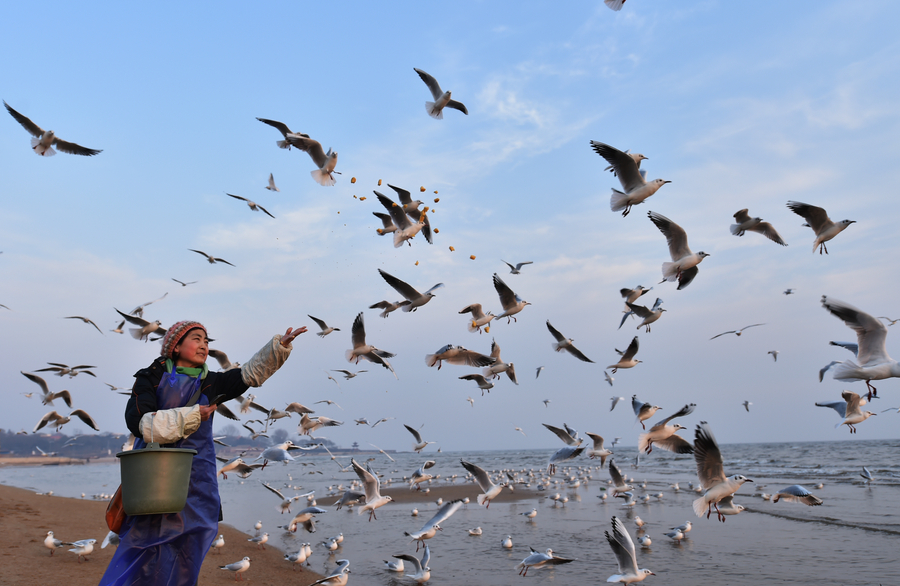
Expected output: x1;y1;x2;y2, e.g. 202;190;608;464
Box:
482;338;518;384
33;410;99;433
44;531;65;556
638;535;651;548
664;529;684;542
815;390;877;433
543;423;585;474
67;539;96;563
638;404;695;454
405;499;464;550
219;557;251;581
4;101;101;156
189;249;235;266
605;516;655;583
860;467;874;484
610;396;626;412
716;495;746;518
783;288;795;295
388;184;434;244
459;303;495;333
351;458;392;521
409;460;437;490
172;278;197;287
299;413;343;436
256;117;309;149
425;344;495;369
502;535;514;549
620;298;666;332
114;309;167;341
225;193;275;218
502;260;533;274
693;422;753;522
378;269;444;312
522;508;538;519
35;363;97;378
591;140;669;217
369;299;410;318
209;349;240;371
710;324;765;340
334;489;366;511
333;369;366;380
63;316;103;335
247;533;268;549
516;548;575;577
287;506;328;533
459;373;494;395
345;312;397;378
546;320;594;362
370;416;395;428
467;396;475;407
265;173;280;192
373;211;397;236
404;424;435;452
632;396;661;430
742;401;752;412
608;336;641;373
468;527;483;536
460;459;507;508
514;426;526;436
536;366;545;378
620;286;652;312
787;201;855;254
879;316;900;326
543;399;551;407
393;546;431;584
285;134;339;186
768;350;779;362
605;372;616;387
492;273;531;323
260;481;310;514
102;531;121;549
374;191;426;247
605;0;627;10
308;315;340;337
773;485;823;506
414;68;468;119
730;209;787;245
648;211;709;290
585;433;612;466
820;296;900;399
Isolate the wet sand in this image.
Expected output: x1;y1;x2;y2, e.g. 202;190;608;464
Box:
0;484;326;585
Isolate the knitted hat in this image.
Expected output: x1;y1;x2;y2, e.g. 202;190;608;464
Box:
160;320;207;359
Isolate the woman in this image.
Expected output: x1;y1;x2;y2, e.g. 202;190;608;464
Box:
100;320;306;586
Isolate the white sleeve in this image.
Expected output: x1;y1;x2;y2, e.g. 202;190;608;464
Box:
241;334;292;387
139;406;202;444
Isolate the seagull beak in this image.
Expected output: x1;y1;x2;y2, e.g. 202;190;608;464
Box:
662;180;672;184
746;479;754;482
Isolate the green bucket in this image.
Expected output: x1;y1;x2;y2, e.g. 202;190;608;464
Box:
116;441;197;515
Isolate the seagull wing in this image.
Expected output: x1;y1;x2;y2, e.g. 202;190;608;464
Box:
307;315;329;331
373;212;394;229
34;411;62;432
631;396;646;417
586;432;605;450
375;191;412;229
606;516;639;575
608;459;626;486
653;434;694;454
351;458;380;499
842;390;862;417
5;101;45;137
393;554;423;574
677;266;699;290
506;364;519;384
52;137;101;156
21;371;49;395
566;345;594;363
351;313;366;349
460;459;495;492
255;204;275;219
286;135;328;167
419;499;464;531
542;423;577;446
546;321;566;343
694;422;726;487
774;485;823;506
387;184;413;206
216;403;239;421
787;201;831;233
822;296;890;366
648;211;692;260
749;221;787;245
829;341;859;356
460;374;489;385
70;409;99;431
656;403;696;427
590;141;645;192
625;302;652;319
621;336;640;361
256;117;293;137
379;269;420;301
445;99;468;115
404;424;424;443
732;209;751;223
260;481;286;501
226;193;249;203
413;68;444;100
208;349;233;370
492;273;518;311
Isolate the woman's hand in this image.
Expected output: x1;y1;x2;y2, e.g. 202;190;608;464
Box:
199;404;218;421
281;326;307;348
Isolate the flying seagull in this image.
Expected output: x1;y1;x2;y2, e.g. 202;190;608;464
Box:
425;344;495;370
459;373;494;395
460;459;507;508
64;316;103;335
114;308;167;341
502;260;533;274
693;422;753;522
34;409;99;433
226;193;275;218
375;191;425;248
4;101;101;156
388;184;434;244
815;390;877;433
189;249;235;266
772;485;823;506
413;68;468;119
632;395;661;430
492;273;530;323
730;209;787;245
710;324;765;340
768;350;779;362
605;516;655;583
378;269;444;312
608;336;641;373
265;173;280;192
620;285;652;312
345;312;397;378
172;278;197;287
787;201;855;254
591;140;669;216
369;299;410;318
648;211;709;290
308;315;340;337
620;298;666;332
404;424;435;453
255;117;309;149
546;320;594;363
459;303;495;333
285;134;339;186
482;338;518;384
638;403;696;455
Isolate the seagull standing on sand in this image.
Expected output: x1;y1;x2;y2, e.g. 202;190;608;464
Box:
378;269;444;312
460;459;507;508
546;320;594;362
605;516;655;583
787;201;855;254
730;209;787;245
67;539;96;563
345;312;397;378
819;296;900;399
591;140;669;217
492;273;531;323
285;134;339;186
815;390;877;433
608;337;641;374
648;211;709;290
414;68;468;119
351;458;392;521
693;422;753;522
44;531;65;556
4;101;102;156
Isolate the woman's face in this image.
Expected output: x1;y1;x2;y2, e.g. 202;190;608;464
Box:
173;329;209;368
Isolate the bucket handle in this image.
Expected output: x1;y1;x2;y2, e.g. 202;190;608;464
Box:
147;412;160;449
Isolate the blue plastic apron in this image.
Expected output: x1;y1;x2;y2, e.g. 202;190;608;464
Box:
100;370;219;586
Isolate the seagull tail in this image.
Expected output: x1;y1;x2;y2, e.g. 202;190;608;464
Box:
830;360;861;380
425;354;439;368
129;327;145;340
276;139;291;150
476;493;489;506
425;102;444;119
393;232;406;249
482;366;494;378
32;137;56;157
692;495;708;518
637;433;650;453
345;349;356;363
729;224;742;235
610;189;629;212
467;321;479;333
310;169;337;187
661;261;678;281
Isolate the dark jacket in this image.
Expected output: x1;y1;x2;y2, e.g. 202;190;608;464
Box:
125;357;249;437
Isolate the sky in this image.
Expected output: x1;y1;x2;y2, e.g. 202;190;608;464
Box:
2;1;900;453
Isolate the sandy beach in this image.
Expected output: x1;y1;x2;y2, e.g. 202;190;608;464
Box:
0;484;327;585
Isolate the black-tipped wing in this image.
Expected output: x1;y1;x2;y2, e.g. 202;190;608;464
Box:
285;135;328;167
677;266;699;290
413;68;443;100
546;320;566;343
622;336;640;361
821;296;888;366
542;423;577;446
648;211;691;260
605;516;639;575
70;409;99;431
590;141;644;192
378;269;420;301
787;201;830;233
52;137;101;157
4;101;44;137
351;312;366;348
694;422;725;487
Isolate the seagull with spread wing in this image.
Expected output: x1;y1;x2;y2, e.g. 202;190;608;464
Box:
492;273;530;323
591;140;669;217
543;423;585;474
605;516;655;584
351;458;392;521
815;390;877;433
285;134;339;186
516;548;575;577
585;433;612;466
226;193;275;218
4;101;102;156
374;191;425;248
425;344;495;370
404;424;435;453
546;320;594;363
414;68;468;119
693;422;753;522
265;173;280;192
648;211;709;290
482;338;518;384
787;201;855;254
34;409;99;433
620;298;666;332
345;312;397;378
308;315;340;337
730;208;787;245
459;373;494;395
388;184;434;244
255;117;309;149
638;403;696;454
21;372;72;407
459;303;495;333
460;459;507;508
189;249;235;266
502;260;532;275
378;269;444;312
64;316;103;335
608;336;641;374
710;324;765;340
